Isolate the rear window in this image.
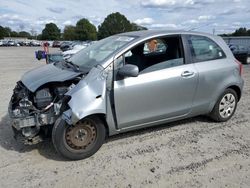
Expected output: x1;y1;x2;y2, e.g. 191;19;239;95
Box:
188;35;226;62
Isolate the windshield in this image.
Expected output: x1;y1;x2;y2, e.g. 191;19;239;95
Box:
70;35;135;69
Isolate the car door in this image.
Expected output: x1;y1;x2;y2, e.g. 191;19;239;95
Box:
113;35;199;129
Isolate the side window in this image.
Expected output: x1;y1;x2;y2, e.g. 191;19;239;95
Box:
125;36;184;74
143;39;167;55
188;35;226;62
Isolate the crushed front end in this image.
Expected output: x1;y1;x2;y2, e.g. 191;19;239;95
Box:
8;81;72;145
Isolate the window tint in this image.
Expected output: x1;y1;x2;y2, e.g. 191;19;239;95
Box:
124;36;184;74
188;35;226;62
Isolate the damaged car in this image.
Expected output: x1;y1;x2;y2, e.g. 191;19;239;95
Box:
8;30;244;160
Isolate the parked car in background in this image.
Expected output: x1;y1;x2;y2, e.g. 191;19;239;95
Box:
60;41;72;51
30;41;41;46
23;41;31;46
229;44;250;64
8;30;244;160
7;40;15;46
52;41;61;48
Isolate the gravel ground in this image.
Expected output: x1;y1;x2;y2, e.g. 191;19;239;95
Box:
0;47;250;188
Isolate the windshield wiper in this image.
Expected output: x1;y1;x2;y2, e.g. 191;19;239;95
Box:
64;60;80;72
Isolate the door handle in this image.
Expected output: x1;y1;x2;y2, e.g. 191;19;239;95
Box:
181;71;194;77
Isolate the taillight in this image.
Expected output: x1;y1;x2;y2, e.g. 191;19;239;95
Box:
235;59;243;76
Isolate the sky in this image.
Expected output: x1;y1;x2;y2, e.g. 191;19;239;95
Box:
0;0;250;35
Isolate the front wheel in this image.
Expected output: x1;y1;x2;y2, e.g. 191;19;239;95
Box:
52;116;106;160
209;88;238;122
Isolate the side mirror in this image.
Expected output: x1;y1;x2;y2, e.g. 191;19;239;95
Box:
118;64;139;78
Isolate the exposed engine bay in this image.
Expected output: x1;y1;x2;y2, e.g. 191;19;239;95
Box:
8;80;79;144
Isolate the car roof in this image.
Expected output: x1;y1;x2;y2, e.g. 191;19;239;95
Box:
117;30;215;39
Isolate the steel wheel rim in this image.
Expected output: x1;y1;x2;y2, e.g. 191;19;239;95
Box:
219;93;236;118
65;119;97;150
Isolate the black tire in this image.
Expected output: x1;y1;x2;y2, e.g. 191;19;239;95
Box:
209;88;238;122
52;116;106;160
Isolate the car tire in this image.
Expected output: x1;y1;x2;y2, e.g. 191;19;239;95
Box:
209;88;238;122
52;116;106;160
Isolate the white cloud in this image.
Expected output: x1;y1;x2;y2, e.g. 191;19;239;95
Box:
183;19;199;24
141;0;177;7
150;23;178;29
134;17;154;25
198;15;215;20
184;0;195;5
7;20;15;24
35;19;58;26
0;14;20;20
141;0;213;7
63;20;72;25
232;22;241;26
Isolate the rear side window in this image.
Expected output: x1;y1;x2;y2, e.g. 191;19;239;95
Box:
188;35;226;62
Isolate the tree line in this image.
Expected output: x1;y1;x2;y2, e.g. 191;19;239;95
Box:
0;26;32;39
220;27;250;37
0;12;146;41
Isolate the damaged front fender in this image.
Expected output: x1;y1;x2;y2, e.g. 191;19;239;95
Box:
62;66;107;124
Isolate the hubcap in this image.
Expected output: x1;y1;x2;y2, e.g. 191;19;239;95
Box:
219;93;236;118
65;120;97;150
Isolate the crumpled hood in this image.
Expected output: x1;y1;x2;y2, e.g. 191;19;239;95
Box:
21;63;81;92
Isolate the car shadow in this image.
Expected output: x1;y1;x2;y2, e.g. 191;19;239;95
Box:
0;114;65;161
0;113;213;161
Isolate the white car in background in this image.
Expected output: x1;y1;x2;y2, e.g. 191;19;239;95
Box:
62;43;89;59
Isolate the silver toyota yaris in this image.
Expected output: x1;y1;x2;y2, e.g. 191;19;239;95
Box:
8;30;244;160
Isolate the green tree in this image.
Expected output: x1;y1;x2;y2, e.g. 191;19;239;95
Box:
10;31;19;37
37;34;43;40
0;26;9;39
19;31;31;38
4;27;11;36
232;27;248;36
98;12;133;39
41;23;61;40
75;18;97;40
63;25;77;40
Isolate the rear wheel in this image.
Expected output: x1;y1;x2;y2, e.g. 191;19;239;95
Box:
209;88;238;122
52;116;106;160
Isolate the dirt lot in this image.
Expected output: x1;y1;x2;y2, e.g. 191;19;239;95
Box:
0;47;250;188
